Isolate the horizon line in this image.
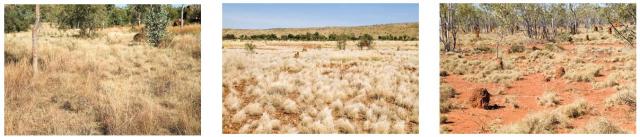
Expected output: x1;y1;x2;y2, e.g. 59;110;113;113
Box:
222;21;418;30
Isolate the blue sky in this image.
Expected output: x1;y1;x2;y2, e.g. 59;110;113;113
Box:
223;3;418;29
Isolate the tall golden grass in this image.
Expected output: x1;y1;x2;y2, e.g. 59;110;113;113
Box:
4;24;201;135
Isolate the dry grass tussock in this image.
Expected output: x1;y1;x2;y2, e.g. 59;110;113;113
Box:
563;63;602;82
440;84;458;113
222;41;419;133
573;117;628;134
605;84;636;111
537;91;560;107
440;53;521;84
497;98;591;133
4;24;201;135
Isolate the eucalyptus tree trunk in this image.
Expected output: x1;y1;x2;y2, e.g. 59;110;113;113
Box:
32;5;41;74
181;5;185;28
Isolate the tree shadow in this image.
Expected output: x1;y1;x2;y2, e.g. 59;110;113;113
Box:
485;104;505;110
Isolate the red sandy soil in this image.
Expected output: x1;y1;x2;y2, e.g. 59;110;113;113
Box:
441;43;635;134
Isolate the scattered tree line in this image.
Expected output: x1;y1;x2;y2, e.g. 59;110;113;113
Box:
223;32;417;41
4;4;202;34
440;3;636;52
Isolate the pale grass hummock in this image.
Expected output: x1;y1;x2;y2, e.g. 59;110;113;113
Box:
4;24;201;135
222;40;419;133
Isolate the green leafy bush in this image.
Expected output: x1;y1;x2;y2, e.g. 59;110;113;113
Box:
143;5;170;47
4;5;35;33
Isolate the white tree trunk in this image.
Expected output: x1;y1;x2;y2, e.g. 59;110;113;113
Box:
181;5;185;28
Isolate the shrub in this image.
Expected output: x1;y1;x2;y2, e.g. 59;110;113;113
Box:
554;98;589;118
57;5;108;37
557;32;572;42
440;84;456;100
440;54;473;75
574;117;628;134
473;46;493;53
527;50;555;62
223;34;236;40
440;114;448;124
357;34;373;50
224;93;241;111
440;101;456;113
4;5;35;33
592;72;620;89
564;63;602;82
391;121;406;134
335;34;348;50
335;118;355;133
537;91;560;107
244;103;263;116
508;45;525;53
440;125;451;133
483;70;521;84
232;110;247;124
283;99;298;114
244;43;256;53
604;87;636;110
497;111;568;134
440;84;457;113
143;5;170;47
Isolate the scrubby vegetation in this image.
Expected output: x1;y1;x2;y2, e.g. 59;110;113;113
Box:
605;85;636;111
223;23;418;41
497;111;569;134
537;92;560;107
440;3;635;134
563;63;602;82
498;99;590;133
221;5;420;133
5;4;201;135
574;117;628;134
223;41;419;133
440;84;458;113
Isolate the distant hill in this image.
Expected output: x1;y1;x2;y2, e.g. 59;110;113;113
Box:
223;22;418;39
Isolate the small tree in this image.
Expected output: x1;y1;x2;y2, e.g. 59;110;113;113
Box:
357;34;374;50
107;5;129;26
4;5;35;33
184;5;201;24
244;43;256;53
143;5;170;47
57;5;108;37
129;5;149;26
336;34;348;50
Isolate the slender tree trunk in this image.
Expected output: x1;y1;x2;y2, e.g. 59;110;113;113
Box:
449;4;457;51
569;4;579;34
32;5;40;74
31;5;40;74
181;5;185;28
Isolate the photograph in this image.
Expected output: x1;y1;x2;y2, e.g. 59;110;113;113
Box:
4;4;201;135
222;3;419;133
439;3;636;134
